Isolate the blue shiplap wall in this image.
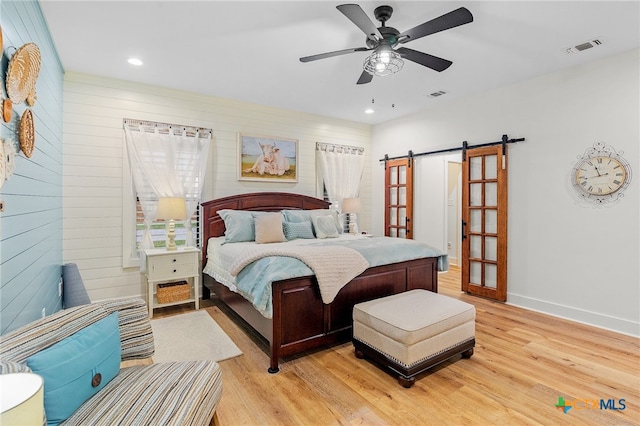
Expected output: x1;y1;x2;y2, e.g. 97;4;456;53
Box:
1;1;64;334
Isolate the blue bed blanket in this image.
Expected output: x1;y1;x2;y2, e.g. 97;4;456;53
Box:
203;235;448;318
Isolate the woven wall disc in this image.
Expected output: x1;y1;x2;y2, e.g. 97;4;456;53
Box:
6;43;41;105
19;109;35;158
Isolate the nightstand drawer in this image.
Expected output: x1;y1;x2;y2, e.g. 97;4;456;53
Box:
151;261;197;281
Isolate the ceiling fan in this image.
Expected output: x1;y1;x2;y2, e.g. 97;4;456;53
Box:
300;4;473;84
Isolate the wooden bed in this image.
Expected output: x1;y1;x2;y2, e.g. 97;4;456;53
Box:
201;192;439;373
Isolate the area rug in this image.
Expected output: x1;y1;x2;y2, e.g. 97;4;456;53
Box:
151;310;242;363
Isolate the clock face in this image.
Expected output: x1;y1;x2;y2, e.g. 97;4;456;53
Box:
574;156;627;196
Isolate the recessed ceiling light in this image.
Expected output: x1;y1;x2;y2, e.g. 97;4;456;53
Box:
128;58;143;66
365;109;374;114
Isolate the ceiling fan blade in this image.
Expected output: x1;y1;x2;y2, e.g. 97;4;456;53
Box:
337;4;383;42
396;47;452;72
300;47;370;63
398;7;473;44
356;70;373;85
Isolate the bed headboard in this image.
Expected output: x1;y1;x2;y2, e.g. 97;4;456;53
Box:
200;192;331;264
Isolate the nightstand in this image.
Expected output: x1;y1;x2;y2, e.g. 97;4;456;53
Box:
141;247;200;318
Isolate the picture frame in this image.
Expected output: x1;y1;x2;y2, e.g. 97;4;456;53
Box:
238;133;298;182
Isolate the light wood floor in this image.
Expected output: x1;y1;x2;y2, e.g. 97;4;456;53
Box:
154;266;639;425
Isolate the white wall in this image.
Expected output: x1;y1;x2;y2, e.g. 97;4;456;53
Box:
371;49;639;336
63;72;371;301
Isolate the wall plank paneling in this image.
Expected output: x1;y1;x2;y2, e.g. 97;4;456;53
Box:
63;72;371;301
0;1;64;333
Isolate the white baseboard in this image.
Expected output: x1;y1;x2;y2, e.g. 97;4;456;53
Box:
507;293;640;338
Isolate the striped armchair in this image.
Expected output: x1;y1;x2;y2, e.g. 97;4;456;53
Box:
0;298;223;426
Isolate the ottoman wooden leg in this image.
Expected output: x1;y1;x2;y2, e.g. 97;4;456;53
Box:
398;375;415;388
462;348;474;358
355;348;365;359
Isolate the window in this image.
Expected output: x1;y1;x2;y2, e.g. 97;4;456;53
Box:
122;119;211;268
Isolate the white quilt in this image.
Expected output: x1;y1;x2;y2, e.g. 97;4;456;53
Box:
229;243;369;304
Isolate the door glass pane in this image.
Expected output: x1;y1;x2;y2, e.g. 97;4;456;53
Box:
470;157;482;180
399;166;406;184
485;182;497;206
485;155;497;180
398;229;406;238
390;187;398;205
470;183;483;206
485;209;497;234
399;187;406;205
470;209;482;233
470;236;482;258
390;228;397;237
470;261;482;285
485;264;497;288
485;237;497;261
398;207;406;227
390;167;398;184
390;208;397;225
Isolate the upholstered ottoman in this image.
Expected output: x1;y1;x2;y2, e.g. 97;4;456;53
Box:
353;289;475;388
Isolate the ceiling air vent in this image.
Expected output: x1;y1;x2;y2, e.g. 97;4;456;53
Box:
428;90;447;98
565;38;603;54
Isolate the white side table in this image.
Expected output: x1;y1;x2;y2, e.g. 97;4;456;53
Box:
0;373;44;426
141;247;200;318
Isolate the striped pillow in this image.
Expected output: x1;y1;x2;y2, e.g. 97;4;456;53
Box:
283;221;315;240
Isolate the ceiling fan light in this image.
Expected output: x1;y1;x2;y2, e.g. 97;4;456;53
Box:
363;50;403;77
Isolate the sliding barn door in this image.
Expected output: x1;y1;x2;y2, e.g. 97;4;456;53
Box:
385;158;413;239
461;146;508;301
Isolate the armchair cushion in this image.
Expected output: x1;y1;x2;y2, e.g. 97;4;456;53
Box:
26;313;121;426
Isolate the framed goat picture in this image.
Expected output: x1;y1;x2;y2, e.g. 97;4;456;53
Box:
238;134;298;182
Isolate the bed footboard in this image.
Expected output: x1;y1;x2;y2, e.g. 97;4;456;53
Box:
205;257;438;373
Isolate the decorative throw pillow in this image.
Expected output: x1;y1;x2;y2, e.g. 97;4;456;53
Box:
282;209;343;234
255;213;287;244
26;312;121;426
311;215;339;239
218;209;256;243
283;221;315;240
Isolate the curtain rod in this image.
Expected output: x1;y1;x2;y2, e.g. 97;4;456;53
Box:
379;134;525;162
316;142;365;154
123;118;212;136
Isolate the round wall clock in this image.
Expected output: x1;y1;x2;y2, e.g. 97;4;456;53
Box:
571;142;632;204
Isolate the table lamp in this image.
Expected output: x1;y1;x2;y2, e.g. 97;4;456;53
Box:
157;197;187;251
342;198;362;235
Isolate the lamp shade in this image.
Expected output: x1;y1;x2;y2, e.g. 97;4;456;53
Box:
342;198;362;213
157;197;187;220
0;373;44;426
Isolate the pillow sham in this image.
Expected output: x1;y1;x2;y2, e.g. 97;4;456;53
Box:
255;213;287;244
311;215;339;239
26;312;121;426
218;209;255;243
283;220;315;240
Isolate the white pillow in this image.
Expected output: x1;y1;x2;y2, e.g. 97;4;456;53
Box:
311;215;339;239
254;213;286;244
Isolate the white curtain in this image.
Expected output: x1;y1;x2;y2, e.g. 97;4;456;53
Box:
124;121;211;249
316;143;364;212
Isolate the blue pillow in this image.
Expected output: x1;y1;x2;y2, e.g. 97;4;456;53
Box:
283;221;315;240
281;209;343;234
218;209;256;243
27;313;121;426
